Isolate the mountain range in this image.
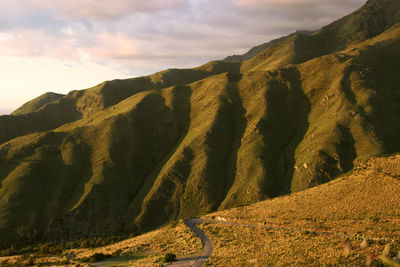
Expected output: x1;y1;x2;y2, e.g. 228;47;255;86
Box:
0;0;399;248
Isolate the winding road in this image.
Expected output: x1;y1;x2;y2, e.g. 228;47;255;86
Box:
164;218;213;267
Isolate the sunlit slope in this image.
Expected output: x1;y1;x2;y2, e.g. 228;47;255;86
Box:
0;62;240;146
11;92;65;116
223;35;290;62
291;23;400;191
240;0;400;72
1;23;400;246
208;153;400;238
201;154;400;266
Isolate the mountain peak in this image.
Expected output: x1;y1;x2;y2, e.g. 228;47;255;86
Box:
11;92;65;116
225;0;400;67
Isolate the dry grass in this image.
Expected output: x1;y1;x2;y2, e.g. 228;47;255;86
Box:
0;221;201;266
200;154;400;265
208;155;400;239
199;222;400;266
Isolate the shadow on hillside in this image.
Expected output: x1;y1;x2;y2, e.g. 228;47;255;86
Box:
163;255;209;266
259;68;311;197
199;73;247;210
126;85;194;233
220;73;247;205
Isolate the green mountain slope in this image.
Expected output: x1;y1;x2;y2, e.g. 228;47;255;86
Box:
11;92;65;116
240;0;400;72
223;34;292;62
0;0;399;248
0;63;239;146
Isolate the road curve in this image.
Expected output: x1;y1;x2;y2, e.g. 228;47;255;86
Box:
164;218;213;267
185;218;214;267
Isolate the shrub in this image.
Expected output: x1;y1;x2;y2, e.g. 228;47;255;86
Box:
79;253;111;263
0;245;17;256
161;253;177;263
112;249;122;257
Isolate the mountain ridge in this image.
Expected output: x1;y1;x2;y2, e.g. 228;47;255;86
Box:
11;92;65;116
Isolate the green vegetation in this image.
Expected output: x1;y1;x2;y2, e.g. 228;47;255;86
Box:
0;62;239;145
11;92;65;116
240;0;400;72
0;0;399;253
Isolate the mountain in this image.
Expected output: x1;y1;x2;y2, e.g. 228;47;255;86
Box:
0;64;240;146
223;34;291;62
240;0;400;72
11;92;65;116
0;0;400;248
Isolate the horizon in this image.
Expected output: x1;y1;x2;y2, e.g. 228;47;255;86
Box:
0;108;12;115
0;0;366;112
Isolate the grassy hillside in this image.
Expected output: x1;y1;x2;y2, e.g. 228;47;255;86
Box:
0;62;239;146
201;154;400;266
11;92;65;116
240;0;400;72
223;34;292;62
0;0;400;249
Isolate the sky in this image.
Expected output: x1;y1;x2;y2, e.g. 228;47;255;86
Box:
0;0;366;115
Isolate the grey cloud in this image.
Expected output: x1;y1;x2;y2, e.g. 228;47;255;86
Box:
0;1;65;32
33;0;187;21
0;0;369;77
232;0;366;21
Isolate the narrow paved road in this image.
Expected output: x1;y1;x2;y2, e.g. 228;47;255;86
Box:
165;218;213;267
185;218;214;267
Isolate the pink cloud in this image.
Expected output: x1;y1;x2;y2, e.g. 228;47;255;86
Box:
233;0;364;8
0;29;82;60
33;0;185;20
0;0;369;78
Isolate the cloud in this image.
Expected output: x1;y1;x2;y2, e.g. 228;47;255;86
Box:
0;0;369;111
232;0;366;21
33;0;186;20
0;0;64;31
233;0;365;10
0;0;368;62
